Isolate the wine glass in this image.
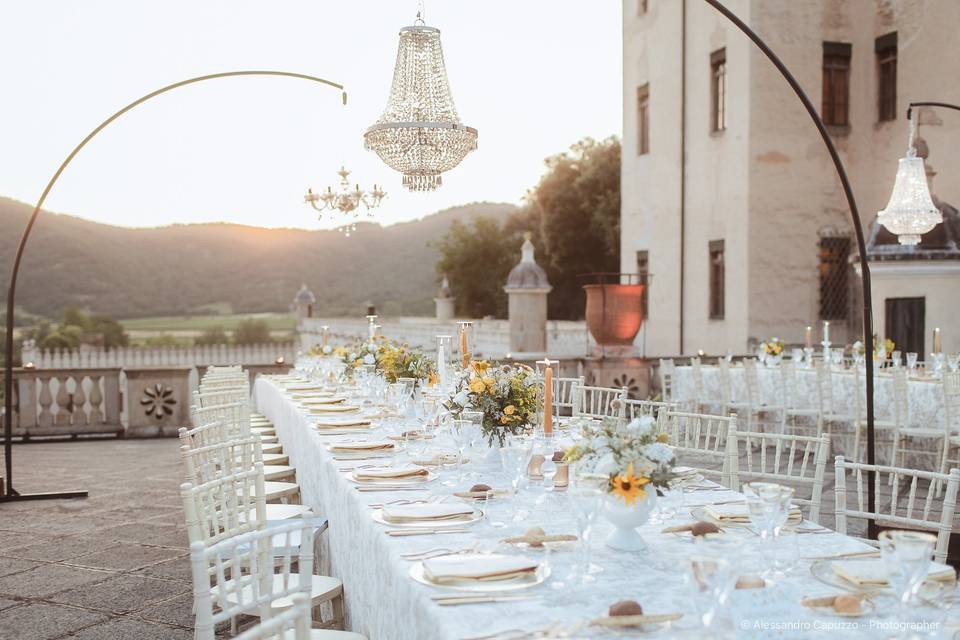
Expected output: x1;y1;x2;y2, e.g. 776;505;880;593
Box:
744;482;794;577
880;530;936;635
891;350;902;368
566;483;604;584
684;542;738;630
906;352;918;373
499;435;534;524
450;419;481;484
948;354;960;373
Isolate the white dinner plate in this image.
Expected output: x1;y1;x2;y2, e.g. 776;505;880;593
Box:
810;560;947;598
346;470;438;485
409;556;549;592
371;507;483;528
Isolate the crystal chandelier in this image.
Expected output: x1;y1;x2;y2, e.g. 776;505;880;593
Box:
877;116;942;245
364;12;478;192
304;167;385;237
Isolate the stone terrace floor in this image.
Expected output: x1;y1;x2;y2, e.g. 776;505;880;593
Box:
0;438;197;640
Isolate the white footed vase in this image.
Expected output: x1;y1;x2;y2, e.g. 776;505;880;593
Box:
603;492;657;552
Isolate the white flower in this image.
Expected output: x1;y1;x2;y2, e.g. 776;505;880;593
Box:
322;345;332;354
348;352;357;361
362;353;376;365
625;416;655;437
644;442;674;465
594;452;617;476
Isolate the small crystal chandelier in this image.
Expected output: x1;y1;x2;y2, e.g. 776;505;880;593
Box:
304;167;386;237
364;11;478;192
877;116;942;245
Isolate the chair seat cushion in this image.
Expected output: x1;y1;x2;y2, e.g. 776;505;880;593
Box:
264;465;296;481
216;573;342;611
263;453;290;465
286;630;367;640
260;504;311;521
262;443;283;455
265;481;300;500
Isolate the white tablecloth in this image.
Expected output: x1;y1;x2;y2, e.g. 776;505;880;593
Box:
255;376;957;639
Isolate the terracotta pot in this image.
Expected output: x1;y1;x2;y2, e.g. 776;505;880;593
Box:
583;283;645;346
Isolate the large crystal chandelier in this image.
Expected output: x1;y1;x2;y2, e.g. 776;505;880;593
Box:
304;167;385;237
364;13;478;192
877;116;942;245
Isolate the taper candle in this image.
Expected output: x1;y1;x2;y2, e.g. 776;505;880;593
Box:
934;327;942;354
805;326;812;349
459;328;470;368
543;363;554;435
823;321;830;343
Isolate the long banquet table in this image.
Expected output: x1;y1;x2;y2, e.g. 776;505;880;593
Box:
255;375;958;639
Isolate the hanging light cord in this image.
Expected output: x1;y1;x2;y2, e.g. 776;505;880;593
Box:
415;0;426;24
906;112;918;157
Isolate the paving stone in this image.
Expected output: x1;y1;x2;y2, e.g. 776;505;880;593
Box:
0;563;111;598
49;574;188;614
0;601;108;640
101;522;185;548
69;542;185;572
134;592;195;629
2;535;102;562
0;598;21;611
134;556;192;583
69;617;194;640
0;557;40;579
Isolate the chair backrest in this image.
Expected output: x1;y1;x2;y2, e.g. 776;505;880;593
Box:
552;376;584;416
658;359;675;402
891;368;910;427
181;463;267;550
660;410;736;486
743;358;763;406
814;360;837;415
196;386;249;408
191;518;315;640
942;371;960;434
623;398;679;422
180;434;264;486
190;401;250;436
834;456;959;563
727;430;830;523
717;358;733;406
572;383;627;420
779;360;800;409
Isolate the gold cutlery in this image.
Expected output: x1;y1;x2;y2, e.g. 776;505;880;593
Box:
386;528;470;537
800;550;880;561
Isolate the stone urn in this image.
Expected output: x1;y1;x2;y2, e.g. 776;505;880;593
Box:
583;284;645;346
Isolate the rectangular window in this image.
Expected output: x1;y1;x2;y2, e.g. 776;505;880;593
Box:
819;236;850;320
708;240;725;319
876;32;897;122
822;42;851;126
637;84;650;155
636;250;649;318
710;48;727;132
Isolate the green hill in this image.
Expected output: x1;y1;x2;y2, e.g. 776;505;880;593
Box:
0;197;516;319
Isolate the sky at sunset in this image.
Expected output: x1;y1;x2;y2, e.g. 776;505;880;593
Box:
0;1;622;230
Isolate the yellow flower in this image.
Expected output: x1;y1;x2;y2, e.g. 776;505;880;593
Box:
472;360;490;375
656;432;669;444
468;378;486;394
428;372;439;387
610;464;651;507
500;415;509;424
504;405;516;416
482;376;495;387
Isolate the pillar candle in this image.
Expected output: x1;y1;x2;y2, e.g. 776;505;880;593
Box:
822;321;830;344
543;364;553;435
805;326;812;349
460;329;470;368
934;327;942;354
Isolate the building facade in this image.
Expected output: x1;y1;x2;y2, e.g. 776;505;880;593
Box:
621;0;960;357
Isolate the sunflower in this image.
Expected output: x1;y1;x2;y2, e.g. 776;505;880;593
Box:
656;432;670;444
610;464;651;506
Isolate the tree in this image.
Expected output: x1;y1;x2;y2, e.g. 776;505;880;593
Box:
434;217;519;318
525;136;621;319
89;315;129;348
194;326;229;346
233;319;272;345
144;334;181;347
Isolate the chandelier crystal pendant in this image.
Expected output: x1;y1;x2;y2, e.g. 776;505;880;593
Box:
304;167;385;237
364;13;478;192
877;117;942;245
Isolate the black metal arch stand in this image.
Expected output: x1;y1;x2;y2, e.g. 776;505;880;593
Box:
700;0;879;532
907;101;960;120
2;71;345;503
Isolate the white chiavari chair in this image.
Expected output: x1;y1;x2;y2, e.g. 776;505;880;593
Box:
741;358;785;433
824;364;897;462
193;394;278;442
658;411;736;486
658;358;676;403
191;519;366;639
718;358;750;420
938;372;960;494
622;398;679;422
834;456;959;563
778;360;821;436
180;420;302;509
571;383;627;420
689;357;706;413
885;368;936;474
552;375;584;417
182;467;349;634
726;430;830;523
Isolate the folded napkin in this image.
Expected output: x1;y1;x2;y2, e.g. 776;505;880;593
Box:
313;418;372;429
412;453;459;467
328;440;394;453
308;404;360;414
286;384;328;392
832;559;956;587
381;503;474;523
704;502;802;523
423;554;538;584
353;466;428;481
297;396;345;404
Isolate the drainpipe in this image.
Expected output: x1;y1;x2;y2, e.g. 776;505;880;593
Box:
679;0;688;355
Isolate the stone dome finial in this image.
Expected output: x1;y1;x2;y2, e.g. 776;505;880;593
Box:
294;283;316;304
506;234;550;290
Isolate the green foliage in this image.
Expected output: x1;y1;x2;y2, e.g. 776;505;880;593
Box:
434;217;519;318
233;319;272;345
144;334;183;347
89;315;128;348
194;326;230;346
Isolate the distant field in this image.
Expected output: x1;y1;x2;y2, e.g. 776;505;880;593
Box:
120;312;296;341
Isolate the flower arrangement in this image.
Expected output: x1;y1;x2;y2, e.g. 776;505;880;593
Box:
564;417;676;506
377;340;437;383
445;361;540;446
338;338;381;373
762;337;784;357
853;335;895;360
307;343;337;356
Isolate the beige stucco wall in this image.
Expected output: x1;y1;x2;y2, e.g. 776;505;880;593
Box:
621;0;960;356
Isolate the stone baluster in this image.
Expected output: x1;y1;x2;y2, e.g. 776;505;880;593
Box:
55;376;71;425
88;375;104;424
37;377;54;427
72;375;88;425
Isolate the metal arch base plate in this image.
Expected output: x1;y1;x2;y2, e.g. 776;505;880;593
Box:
0;488;88;502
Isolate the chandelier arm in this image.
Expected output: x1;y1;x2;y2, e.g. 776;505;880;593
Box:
4;70;345;501
906;101;960;122
701;0;878;536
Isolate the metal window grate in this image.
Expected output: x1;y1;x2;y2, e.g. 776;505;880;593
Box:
819;237;850;320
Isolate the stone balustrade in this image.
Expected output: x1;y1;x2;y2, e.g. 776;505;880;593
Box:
13;368;122;438
20;342;296;370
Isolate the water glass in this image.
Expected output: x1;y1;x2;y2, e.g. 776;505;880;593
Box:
744;482;794;573
500;436;534;522
879;530;935;608
906;352;919;372
949;354;960;373
931;353;945;377
684;551;736;629
831;348;845;369
791;348;804;363
450;419;481;483
567;484;603;584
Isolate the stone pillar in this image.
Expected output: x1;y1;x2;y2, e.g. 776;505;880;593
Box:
503;234;551;355
434;274;455;321
123;367;193;437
